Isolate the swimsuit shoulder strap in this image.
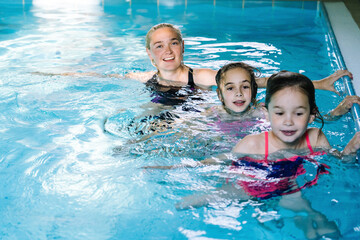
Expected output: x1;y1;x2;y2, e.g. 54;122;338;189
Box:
146;73;158;87
305;131;315;154
188;68;195;87
265;131;269;161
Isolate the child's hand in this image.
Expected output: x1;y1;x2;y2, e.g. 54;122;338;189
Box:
342;132;360;156
330;95;360;117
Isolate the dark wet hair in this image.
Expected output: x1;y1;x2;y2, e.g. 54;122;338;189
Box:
265;70;324;129
215;62;259;104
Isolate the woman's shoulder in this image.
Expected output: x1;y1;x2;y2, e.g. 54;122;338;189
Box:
192;68;217;87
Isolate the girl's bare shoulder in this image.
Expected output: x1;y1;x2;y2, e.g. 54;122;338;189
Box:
233;132;265;154
307;127;331;148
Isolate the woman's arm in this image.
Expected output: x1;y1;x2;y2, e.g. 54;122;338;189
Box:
32;71;156;83
123;71;156;83
256;70;352;91
312;70;352;93
341;132;360;156
255;77;268;88
323;95;360;121
327;132;360;163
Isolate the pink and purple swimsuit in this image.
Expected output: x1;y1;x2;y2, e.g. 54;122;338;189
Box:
230;131;330;199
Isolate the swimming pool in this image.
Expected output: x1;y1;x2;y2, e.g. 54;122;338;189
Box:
0;0;359;239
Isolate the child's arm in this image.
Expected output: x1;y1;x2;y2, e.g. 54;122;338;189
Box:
323;95;360;121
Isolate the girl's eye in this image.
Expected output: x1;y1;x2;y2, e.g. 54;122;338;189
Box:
226;87;233;91
172;41;179;45
296;112;304;116
275;112;283;116
243;85;250;89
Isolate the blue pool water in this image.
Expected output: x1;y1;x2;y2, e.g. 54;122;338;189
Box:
0;0;359;239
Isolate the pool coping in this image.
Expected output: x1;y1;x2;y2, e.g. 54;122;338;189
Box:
324;2;360;131
324;2;360;95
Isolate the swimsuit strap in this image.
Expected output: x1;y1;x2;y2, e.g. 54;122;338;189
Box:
265;131;314;159
265;131;269;161
188;68;195;87
149;69;194;87
147;73;158;86
305;131;315;154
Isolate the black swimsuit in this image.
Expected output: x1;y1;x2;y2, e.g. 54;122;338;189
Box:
104;69;201;138
145;68;197;106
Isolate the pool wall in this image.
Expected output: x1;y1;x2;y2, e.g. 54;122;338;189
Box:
325;2;360;131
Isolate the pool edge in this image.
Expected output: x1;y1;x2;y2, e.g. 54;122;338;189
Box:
324;2;360;132
324;2;360;95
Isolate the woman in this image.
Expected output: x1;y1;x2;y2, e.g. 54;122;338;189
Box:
38;23;352;93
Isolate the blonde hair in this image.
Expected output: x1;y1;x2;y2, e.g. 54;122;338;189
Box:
145;23;183;49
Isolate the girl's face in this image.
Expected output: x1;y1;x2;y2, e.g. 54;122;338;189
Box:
265;87;315;147
146;27;184;72
218;68;253;114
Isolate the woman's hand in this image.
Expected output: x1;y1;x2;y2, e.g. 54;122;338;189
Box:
329;95;360;117
313;70;353;94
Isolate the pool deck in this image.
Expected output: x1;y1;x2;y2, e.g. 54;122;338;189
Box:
327;0;360;29
324;1;360;95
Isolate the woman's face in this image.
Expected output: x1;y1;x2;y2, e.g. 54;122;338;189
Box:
146;27;184;72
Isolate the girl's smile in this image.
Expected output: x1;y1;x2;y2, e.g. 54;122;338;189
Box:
218;68;252;114
233;100;245;107
281;130;297;136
